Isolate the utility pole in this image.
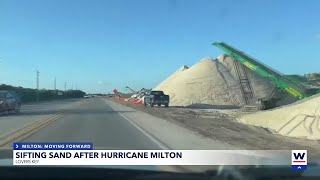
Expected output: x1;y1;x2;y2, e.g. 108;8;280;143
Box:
64;82;67;91
36;70;40;102
54;77;56;91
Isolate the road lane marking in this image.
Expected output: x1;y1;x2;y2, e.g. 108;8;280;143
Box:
106;100;170;150
0;114;63;147
106;100;193;172
111;110;189;172
119;113;170;150
0;99;85;147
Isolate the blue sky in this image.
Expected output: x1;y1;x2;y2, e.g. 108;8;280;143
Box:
0;0;319;93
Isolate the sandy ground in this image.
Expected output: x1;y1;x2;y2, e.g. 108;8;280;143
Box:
241;94;320;140
112;98;320;157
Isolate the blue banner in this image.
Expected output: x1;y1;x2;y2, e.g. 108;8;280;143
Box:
292;165;307;170
13;142;93;150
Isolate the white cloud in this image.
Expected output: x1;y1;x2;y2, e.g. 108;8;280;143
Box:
0;56;6;62
97;81;111;86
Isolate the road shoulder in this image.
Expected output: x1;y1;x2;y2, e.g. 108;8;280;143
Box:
105;99;236;150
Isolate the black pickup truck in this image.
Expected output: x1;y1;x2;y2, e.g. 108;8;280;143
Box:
144;91;170;107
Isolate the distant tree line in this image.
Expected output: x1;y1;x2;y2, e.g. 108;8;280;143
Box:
305;73;320;87
0;84;86;103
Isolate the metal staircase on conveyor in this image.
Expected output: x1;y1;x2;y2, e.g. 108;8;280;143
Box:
213;42;320;111
233;60;255;105
233;60;260;113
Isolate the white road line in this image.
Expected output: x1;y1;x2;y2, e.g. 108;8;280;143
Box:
106;100;170;150
117;113;169;150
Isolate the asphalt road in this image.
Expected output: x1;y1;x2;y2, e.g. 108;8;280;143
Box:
0;97;178;172
0;98;84;140
21;97;162;150
1;97;317;174
20;98;84;115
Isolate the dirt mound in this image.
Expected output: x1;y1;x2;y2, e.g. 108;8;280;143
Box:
154;55;279;106
240;94;320;139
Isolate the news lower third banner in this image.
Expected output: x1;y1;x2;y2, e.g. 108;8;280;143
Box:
13;142;293;166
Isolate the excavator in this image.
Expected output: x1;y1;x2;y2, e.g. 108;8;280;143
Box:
213;42;319;111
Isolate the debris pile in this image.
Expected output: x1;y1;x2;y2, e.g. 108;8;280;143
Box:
123;88;152;104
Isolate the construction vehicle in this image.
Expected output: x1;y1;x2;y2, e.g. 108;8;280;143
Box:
125;86;137;94
213;42;319;111
125;86;139;98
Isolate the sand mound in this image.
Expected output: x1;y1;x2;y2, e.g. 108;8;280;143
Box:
154;55;281;107
154;57;244;106
217;55;296;106
217;55;276;100
155;65;189;91
240;94;320;139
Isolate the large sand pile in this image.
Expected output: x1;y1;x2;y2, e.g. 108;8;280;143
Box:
154;57;244;106
218;55;275;100
240;94;320;139
155;55;279;107
155;65;189;91
217;55;297;106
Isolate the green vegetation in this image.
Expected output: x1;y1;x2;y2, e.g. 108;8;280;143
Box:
305;73;320;87
0;84;86;103
285;75;312;87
